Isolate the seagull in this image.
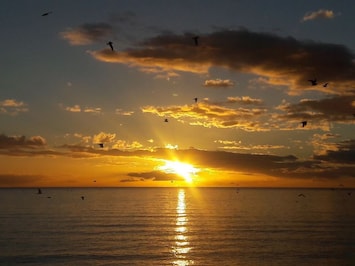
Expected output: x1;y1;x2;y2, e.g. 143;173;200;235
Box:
192;36;199;46
107;41;114;51
308;79;317;86
323;83;328;87
41;11;53;16
298;193;306;197
194;97;198;103
164;118;169;123
301;121;307;127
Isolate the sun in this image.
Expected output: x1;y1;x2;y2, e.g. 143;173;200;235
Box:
158;160;199;183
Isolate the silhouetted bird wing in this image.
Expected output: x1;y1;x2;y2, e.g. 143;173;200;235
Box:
41;11;53;16
193;36;199;46
107;41;114;51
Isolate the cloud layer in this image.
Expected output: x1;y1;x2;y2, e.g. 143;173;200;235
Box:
89;29;355;94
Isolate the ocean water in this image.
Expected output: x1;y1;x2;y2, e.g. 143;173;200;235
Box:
0;188;354;266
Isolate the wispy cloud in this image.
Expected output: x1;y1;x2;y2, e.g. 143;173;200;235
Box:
115;108;134;116
61;23;113;45
204;79;234;88
301;9;338;22
227;96;263;105
0;99;28;115
60;104;102;114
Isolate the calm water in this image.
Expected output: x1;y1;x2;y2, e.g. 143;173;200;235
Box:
0;188;354;265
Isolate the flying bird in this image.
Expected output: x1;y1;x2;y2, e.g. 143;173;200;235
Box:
323;83;328;87
192;36;199;46
308;79;317;86
41;11;53;16
298;193;306;197
107;41;114;51
98;143;104;148
301;121;307;127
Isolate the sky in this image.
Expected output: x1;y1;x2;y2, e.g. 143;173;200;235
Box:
1;0;355;188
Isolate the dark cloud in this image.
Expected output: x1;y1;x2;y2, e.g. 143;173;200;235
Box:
314;139;355;164
127;170;183;181
90;29;355;94
275;95;355;128
0;134;46;149
49;142;355;180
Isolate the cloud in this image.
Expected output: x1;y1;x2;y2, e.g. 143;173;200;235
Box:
0;134;46;149
0;99;28;115
274;95;355;129
301;9;338;22
35;142;355;181
60;23;113;45
60;104;102;114
89;29;355;95
204;79;234;88
115;108;134;116
112;140;143;150
126;170;183;182
313;139;355;164
227;96;263;105
141;102;268;131
93;132;116;144
215;140;287;151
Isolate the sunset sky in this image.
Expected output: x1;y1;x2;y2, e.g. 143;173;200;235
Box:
1;0;355;188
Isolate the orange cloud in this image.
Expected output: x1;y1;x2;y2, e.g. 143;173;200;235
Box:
142;102;268;131
60;23;113;45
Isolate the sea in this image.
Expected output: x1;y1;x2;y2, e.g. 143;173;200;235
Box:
0;187;354;266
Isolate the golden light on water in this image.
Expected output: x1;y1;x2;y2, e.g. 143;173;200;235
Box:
158;160;199;183
172;189;193;266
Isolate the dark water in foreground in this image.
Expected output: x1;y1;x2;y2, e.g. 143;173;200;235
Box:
0;188;354;265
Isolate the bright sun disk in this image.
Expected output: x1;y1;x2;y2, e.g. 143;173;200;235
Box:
158;160;199;183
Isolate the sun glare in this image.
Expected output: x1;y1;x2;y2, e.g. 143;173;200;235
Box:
158;160;199;183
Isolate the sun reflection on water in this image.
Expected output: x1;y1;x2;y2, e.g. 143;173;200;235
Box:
172;189;194;265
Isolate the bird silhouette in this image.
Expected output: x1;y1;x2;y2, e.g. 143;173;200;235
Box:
81;196;85;200
164;118;169;122
301;121;307;127
192;36;199;46
298;193;306;197
107;41;114;51
41;11;53;16
308;79;317;86
98;143;104;148
323;82;328;87
194;97;198;103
